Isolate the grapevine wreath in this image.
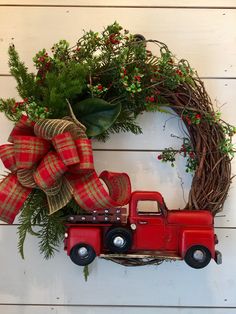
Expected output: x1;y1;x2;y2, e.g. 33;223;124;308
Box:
0;22;235;269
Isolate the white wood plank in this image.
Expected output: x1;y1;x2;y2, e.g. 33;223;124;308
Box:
0;77;235;150
0;226;233;306
0;305;236;314
93;79;236;150
93;151;236;227
0;8;235;77
1;0;236;8
7;151;192;225
0;148;234;226
0;149;233;226
0;77;235;226
93;151;192;210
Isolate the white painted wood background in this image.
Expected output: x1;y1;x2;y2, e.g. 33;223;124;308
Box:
0;1;235;313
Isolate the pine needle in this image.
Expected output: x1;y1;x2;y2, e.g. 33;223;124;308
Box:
83;265;89;281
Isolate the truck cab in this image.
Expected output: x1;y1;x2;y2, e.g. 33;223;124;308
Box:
64;191;222;269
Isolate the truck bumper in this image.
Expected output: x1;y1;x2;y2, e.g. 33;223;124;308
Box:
215;250;222;264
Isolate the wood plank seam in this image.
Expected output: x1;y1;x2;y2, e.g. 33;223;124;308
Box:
2;75;236;80
0;4;236;9
0;224;235;229
0;303;235;308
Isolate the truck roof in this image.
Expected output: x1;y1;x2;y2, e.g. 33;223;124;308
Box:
130;191;164;204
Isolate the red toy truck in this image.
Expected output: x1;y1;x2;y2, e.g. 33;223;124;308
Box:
64;191;222;269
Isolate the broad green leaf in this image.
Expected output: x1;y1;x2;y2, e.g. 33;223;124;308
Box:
74;98;121;137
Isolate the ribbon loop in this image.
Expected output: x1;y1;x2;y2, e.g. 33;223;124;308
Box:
0;115;132;223
34;119;86;140
14;136;51;169
0;175;31;224
33;152;67;190
52;132;80;166
0;144;17;172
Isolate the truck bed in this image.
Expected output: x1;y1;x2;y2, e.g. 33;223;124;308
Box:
66;207;128;224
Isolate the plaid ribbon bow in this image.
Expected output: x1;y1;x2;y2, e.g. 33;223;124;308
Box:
0;116;131;223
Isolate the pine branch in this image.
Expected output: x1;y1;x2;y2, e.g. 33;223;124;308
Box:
0;98;18;121
38;211;66;260
8;45;38;99
110;121;142;134
17;191;42;259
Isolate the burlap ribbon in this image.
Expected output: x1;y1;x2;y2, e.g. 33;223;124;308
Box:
0;115;131;223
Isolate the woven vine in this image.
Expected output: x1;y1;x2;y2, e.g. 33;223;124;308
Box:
161;74;232;214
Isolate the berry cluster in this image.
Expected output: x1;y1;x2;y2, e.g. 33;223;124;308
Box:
157;139;198;173
182;111;202;125
33;49;52;83
11;98;49;121
120;67;144;94
88;83;109;96
157;148;176;167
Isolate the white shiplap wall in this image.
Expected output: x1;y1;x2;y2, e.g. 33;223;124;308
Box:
0;1;235;313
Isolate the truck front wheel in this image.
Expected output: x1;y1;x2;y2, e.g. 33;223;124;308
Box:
105;227;132;253
184;245;211;269
70;243;96;266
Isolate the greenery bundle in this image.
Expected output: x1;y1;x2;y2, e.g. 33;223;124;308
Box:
0;22;235;262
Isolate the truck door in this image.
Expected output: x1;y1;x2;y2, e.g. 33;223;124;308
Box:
132;200;165;250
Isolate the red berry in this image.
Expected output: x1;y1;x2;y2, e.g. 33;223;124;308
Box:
134;75;141;82
189;151;195;159
176;69;183;76
109;34;120;44
157;155;163;160
185;116;192;125
97;84;103;91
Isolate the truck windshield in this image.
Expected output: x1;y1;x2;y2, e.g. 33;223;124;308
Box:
137;200;161;215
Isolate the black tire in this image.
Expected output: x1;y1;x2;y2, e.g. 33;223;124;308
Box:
105;227;132;253
70;243;96;266
184;245;211;269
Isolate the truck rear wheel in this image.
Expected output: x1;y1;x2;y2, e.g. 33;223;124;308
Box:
105;227;132;253
70;243;96;266
184;245;211;269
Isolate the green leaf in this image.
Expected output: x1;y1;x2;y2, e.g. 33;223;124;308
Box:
157;106;174;115
75;98;121;137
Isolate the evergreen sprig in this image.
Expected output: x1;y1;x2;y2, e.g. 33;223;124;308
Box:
18;190;66;259
8;45;39;100
3;22;194;140
38;211;66;260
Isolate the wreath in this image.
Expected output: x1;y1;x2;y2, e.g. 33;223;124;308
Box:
0;22;235;270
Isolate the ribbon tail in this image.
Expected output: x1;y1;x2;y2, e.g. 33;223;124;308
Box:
99;170;131;206
71;171;131;211
46;177;73;215
0;174;32;223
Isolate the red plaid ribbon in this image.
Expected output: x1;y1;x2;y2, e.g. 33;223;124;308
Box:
0;174;31;223
0;115;131;223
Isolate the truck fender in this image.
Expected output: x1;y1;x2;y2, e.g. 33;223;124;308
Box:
179;229;215;258
67;227;101;256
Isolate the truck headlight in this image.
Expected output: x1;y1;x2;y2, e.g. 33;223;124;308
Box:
130;223;137;230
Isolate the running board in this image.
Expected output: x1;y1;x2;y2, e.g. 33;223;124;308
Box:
100;251;182;260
